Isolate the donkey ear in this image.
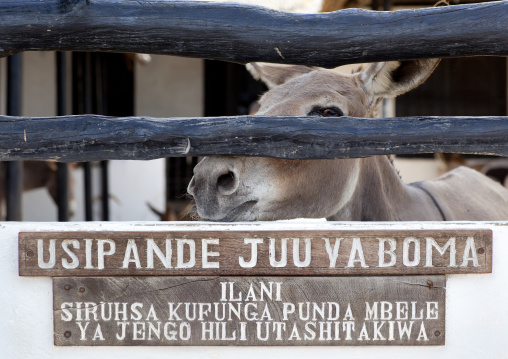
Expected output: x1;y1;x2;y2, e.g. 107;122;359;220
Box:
246;62;313;89
357;59;440;100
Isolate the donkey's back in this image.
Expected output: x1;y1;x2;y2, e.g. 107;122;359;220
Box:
413;166;508;220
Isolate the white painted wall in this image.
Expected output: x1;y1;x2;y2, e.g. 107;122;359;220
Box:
394;158;441;183
135;55;204;118
19;52;60;221
1;221;507;358
22;52;56;117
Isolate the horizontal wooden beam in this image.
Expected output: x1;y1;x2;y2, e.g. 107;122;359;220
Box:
0;115;507;161
0;1;507;66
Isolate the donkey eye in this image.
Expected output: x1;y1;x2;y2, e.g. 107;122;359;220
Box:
308;106;343;117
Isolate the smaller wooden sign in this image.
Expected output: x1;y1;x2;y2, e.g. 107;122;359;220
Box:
20;230;491;276
53;275;445;346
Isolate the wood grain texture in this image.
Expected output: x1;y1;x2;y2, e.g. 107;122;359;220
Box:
53;276;446;346
20;230;492;276
0;0;507;65
1;115;508;161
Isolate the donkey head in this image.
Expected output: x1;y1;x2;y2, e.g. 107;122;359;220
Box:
188;59;439;221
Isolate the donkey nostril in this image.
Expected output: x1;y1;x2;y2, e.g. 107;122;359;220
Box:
217;171;236;193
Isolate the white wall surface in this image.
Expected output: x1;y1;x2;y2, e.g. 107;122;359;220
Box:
1;221;508;359
135;55;204;118
15;52;58;221
22;52;56;117
394;158;442;183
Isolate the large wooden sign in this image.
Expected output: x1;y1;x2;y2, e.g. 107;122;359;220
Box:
20;230;491;276
53;275;445;346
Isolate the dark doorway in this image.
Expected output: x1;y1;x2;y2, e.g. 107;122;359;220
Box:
204;60;266;117
397;56;506;117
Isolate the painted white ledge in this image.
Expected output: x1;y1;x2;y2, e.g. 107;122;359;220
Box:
1;221;507;358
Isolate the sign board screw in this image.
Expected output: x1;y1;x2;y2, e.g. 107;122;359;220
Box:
64;331;71;338
26;250;34;257
434;330;441;337
64;284;71;290
477;248;485;254
79;287;85;293
427;280;434;289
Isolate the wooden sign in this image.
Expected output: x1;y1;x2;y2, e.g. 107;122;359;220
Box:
20;230;491;276
53;275;446;346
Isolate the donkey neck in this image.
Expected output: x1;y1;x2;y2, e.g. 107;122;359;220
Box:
328;156;443;221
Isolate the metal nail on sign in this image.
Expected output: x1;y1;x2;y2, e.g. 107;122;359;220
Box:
53;276;445;346
20;230;491;276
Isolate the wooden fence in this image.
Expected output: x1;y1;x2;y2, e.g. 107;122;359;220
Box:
1;0;508;162
0;115;507;161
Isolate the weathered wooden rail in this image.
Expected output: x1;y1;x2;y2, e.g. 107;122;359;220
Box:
0;115;506;161
1;0;507;66
1;0;507;163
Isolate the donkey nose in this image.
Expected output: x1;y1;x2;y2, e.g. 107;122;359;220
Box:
216;170;239;196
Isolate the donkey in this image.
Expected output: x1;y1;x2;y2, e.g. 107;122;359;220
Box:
187;59;508;221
